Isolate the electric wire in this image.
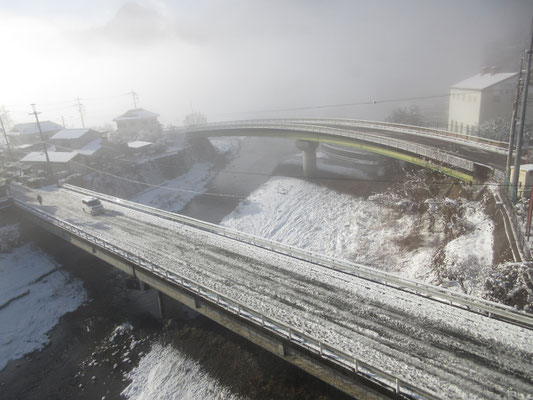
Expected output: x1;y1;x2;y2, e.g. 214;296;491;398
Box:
5;140;512;202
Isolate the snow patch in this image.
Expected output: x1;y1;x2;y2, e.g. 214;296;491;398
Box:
131;163;215;212
221;177;494;294
0;224;21;253
0;242;87;371
210;137;242;157
122;343;244;400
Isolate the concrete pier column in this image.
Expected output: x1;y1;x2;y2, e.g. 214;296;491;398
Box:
157;290;166;319
296;140;319;178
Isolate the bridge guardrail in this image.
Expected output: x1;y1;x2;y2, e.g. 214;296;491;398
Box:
61;184;533;330
273;117;508;152
13;195;439;400
182;121;476;173
179;117;508;152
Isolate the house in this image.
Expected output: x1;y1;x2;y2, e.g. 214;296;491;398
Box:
113;108;161;140
448;69;517;135
49;128;101;151
7;121;63;146
19;151;83;174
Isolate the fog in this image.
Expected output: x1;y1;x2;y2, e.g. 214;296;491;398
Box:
1;0;532;128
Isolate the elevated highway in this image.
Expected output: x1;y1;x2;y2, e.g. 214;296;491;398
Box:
11;183;533;400
182;118;509;182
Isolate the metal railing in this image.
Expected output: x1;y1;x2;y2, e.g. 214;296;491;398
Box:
13;195;439;400
61;184;533;330
273;117;508;151
183;120;475;172
179;117;508;152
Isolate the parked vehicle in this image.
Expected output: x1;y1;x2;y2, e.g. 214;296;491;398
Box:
82;197;104;215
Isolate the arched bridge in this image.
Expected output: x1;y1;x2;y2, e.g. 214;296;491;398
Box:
182;118;509;182
11;183;533;400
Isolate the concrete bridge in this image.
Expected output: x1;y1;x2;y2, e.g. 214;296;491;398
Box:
11;183;533;400
182;118;509;182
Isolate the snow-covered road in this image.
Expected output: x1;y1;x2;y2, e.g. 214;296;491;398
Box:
12;185;533;399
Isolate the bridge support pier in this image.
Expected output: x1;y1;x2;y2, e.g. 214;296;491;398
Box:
296;140;319;178
157;290;166;319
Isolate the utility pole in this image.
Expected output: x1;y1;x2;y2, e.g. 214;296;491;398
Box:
505;58;524;182
29;104;52;177
0;115;13;161
75;97;86;128
512;17;533;202
127;90;139;109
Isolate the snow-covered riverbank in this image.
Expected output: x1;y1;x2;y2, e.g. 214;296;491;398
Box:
221;176;495;297
0;224;87;371
122;342;245;400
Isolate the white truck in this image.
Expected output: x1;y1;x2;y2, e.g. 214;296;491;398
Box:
82;197;104;215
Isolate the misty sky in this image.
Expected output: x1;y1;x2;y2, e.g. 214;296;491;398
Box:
1;0;532;129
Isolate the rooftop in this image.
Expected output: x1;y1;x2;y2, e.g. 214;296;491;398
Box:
114;108;159;121
50;128;96;140
452;72;517;91
77;138;103;156
127;140;153;149
8;121;63;136
20;151;79;163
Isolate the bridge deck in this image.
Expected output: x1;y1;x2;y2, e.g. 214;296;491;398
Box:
13;185;533;399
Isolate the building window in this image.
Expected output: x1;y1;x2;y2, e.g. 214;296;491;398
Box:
494;94;501;103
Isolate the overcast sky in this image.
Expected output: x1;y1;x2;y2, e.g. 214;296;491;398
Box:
1;0;532;129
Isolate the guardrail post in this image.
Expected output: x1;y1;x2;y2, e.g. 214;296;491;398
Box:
395;378;400;393
353;357;359;372
319;342;323;355
261;314;265;327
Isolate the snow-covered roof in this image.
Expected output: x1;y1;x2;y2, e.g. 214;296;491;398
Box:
127;140;152;149
76;138;103;156
20;151;78;163
114;108;159;121
50;128;95;140
8;121;63;136
519;164;533;172
452;72;517;90
15;143;37;149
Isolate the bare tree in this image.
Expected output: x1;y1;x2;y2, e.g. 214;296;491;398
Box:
471;118;511;142
386;105;425;126
183;112;207;127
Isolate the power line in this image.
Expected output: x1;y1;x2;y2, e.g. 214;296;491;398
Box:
9;142;511;202
226;92;471;116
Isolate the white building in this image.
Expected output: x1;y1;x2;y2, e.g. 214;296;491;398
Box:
448;70;517;135
113;108;161;140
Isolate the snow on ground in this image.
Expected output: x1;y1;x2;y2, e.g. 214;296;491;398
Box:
0;230;87;371
221;176;494;296
210;137;242;158
122;342;244;400
131;162;215;212
0;224;20;252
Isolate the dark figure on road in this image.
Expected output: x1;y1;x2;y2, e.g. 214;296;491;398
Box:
37;194;42;205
